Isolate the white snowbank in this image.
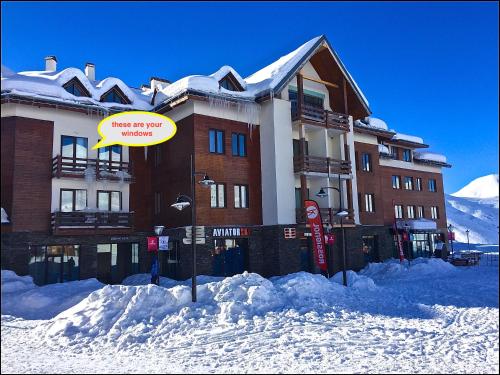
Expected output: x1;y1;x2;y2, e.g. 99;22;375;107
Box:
392;132;424;145
413;151;448;164
331;270;378;290
360;257;457;280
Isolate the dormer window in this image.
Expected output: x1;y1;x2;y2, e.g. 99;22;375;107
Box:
219;73;243;92
63;78;90;97
100;86;131;104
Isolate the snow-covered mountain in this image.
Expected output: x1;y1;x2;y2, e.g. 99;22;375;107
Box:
446;174;499;244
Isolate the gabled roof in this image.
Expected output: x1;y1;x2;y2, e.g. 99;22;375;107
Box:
244;35;371;114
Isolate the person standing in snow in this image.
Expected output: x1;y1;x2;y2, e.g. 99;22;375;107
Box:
150;254;160;286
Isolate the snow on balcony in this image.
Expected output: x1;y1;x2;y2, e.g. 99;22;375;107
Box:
378;144;390;154
392;132;424;145
413;151;448;164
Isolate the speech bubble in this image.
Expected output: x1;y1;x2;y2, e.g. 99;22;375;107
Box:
92;111;177;149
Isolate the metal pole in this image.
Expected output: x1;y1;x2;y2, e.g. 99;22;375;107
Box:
466;230;470;251
191;154;197;303
339;174;347;287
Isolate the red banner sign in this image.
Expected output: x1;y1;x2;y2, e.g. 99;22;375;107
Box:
448;231;455;241
147;236;158;252
304;200;328;271
327;233;335;245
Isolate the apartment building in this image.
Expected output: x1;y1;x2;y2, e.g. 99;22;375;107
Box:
1;35;451;285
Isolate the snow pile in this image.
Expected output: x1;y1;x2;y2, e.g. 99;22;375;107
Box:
413;151;448;164
331;270;377;290
355;117;390;131
360;258;457;280
378;144;390;154
392;132;424;144
1;271;103;320
1;270;34;293
452;174;499;199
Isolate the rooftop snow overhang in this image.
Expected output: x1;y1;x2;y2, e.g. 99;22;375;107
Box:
253;35;371;119
353;122;396;138
413;158;452;168
385;138;429;149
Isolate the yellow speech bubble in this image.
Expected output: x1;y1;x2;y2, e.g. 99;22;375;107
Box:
92;111;177;149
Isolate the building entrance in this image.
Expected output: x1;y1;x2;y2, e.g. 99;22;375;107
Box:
211;238;249;277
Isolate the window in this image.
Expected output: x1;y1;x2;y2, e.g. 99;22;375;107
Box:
394;205;403;219
209;129;224;154
417;206;424;218
407;205;415;219
61;135;88;160
60;189;87;212
404;176;414;190
416;178;422;191
211;184;226;208
430;206;439;219
293;139;309;157
392;175;401;189
234;185;249;208
402;149;412;162
101;88;127;104
220;77;238;91
97;191;121;211
428;179;437;192
288;89;324;119
154;192;161;215
63;78;89;97
361;153;372;172
389;145;398;159
364;194;375;213
98;144;122;170
232;133;247;157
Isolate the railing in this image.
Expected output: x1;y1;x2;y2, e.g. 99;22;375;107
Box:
52;211;134;229
292;104;350;131
296;208;355;225
52;155;132;181
294;154;351;175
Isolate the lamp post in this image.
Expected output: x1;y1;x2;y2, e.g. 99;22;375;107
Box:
404;223;411;260
466;229;470;251
316;178;348;287
170;154;214;302
448;224;454;256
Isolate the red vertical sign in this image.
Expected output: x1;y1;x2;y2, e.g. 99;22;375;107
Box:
147;236;158;252
304;200;328;271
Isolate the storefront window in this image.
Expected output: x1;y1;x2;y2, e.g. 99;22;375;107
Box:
28;245;80;285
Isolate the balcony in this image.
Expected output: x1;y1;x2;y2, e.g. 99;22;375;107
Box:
52;211;134;235
52;155;132;182
294;154;351;175
292;104;350;132
296;208;355;225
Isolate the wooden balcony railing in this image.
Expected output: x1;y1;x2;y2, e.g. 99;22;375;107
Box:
292;104;350;131
294;154;351;175
296;208;355;225
52;155;132;181
52;211;133;230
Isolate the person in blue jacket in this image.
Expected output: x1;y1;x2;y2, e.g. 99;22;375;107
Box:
150;254;160;286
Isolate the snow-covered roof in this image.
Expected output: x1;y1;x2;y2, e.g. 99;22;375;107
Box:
413;151;447;164
391;132;425;145
2;36;371;114
1;68;152;111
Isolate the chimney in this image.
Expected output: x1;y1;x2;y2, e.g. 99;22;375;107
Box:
150;76;170;91
45;56;57;72
85;62;95;81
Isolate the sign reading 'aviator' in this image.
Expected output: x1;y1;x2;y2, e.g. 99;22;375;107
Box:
305;200;328;271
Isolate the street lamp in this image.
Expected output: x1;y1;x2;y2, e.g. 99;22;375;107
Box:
170;154;215;302
316;178;348;287
448;224;454;256
466;229;470;251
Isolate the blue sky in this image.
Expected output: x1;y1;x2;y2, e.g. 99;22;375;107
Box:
1;1;498;193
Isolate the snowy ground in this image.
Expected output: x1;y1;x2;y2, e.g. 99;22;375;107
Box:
1;257;498;374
